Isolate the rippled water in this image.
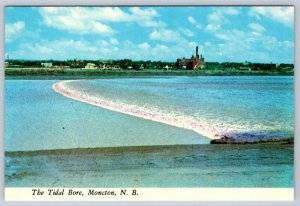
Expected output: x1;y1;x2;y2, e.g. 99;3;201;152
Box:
65;76;294;140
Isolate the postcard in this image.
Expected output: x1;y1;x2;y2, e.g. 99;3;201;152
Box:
4;6;294;201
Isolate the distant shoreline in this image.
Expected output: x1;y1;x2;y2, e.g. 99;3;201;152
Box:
5;67;293;78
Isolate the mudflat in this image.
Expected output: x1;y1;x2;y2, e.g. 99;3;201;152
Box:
5;143;293;188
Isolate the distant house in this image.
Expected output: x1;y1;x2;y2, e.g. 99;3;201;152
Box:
98;64;106;69
106;65;121;70
85;63;97;69
238;67;252;71
41;62;53;68
176;46;205;69
97;64;121;69
164;65;170;69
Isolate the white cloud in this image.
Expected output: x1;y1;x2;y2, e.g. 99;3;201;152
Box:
251;32;261;36
121;42;174;61
202;28;294;63
201;7;293;63
187;16;203;30
153;44;170;53
130;7;158;18
205;7;240;33
188;16;197;25
128;36;203;61
248;23;265;33
140;20;166;28
10;36;205;62
110;38;119;45
40;7;114;35
129;7;166;28
92;22;114;34
96;40;109;47
179;27;194;37
5;21;25;42
249;7;294;27
208;7;240;23
39;7;166;35
188;41;197;48
261;36;278;50
215;33;230;40
280;40;293;48
7;38;141;61
223;7;240;15
205;23;221;32
208;12;222;22
12;39;120;60
149;29;182;42
204;42;211;47
138;42;150;50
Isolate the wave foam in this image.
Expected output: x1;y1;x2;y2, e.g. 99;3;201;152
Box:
53;80;289;142
52;80;225;140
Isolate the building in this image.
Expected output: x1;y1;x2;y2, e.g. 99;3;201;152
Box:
85;63;97;69
176;46;204;69
41;62;53;68
98;64;121;70
105;65;121;69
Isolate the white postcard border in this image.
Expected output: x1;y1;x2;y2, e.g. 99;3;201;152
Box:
1;0;299;205
5;188;294;201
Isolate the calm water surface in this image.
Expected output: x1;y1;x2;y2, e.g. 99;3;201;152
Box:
5;79;208;151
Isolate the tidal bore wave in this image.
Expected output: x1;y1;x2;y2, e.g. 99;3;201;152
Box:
52;80;289;142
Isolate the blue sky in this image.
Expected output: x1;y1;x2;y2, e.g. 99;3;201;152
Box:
5;6;294;63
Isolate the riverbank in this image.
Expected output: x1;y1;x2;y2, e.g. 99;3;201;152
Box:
5;143;293;187
211;136;294;144
5;67;293;78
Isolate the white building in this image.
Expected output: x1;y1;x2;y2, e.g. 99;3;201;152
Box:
85;63;97;69
41;62;53;67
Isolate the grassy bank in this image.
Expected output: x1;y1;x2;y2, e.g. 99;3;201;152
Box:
5;67;293;78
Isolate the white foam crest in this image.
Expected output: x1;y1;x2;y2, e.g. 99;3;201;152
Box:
52;80;226;140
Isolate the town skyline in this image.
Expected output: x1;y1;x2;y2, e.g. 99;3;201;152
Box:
5;6;294;63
